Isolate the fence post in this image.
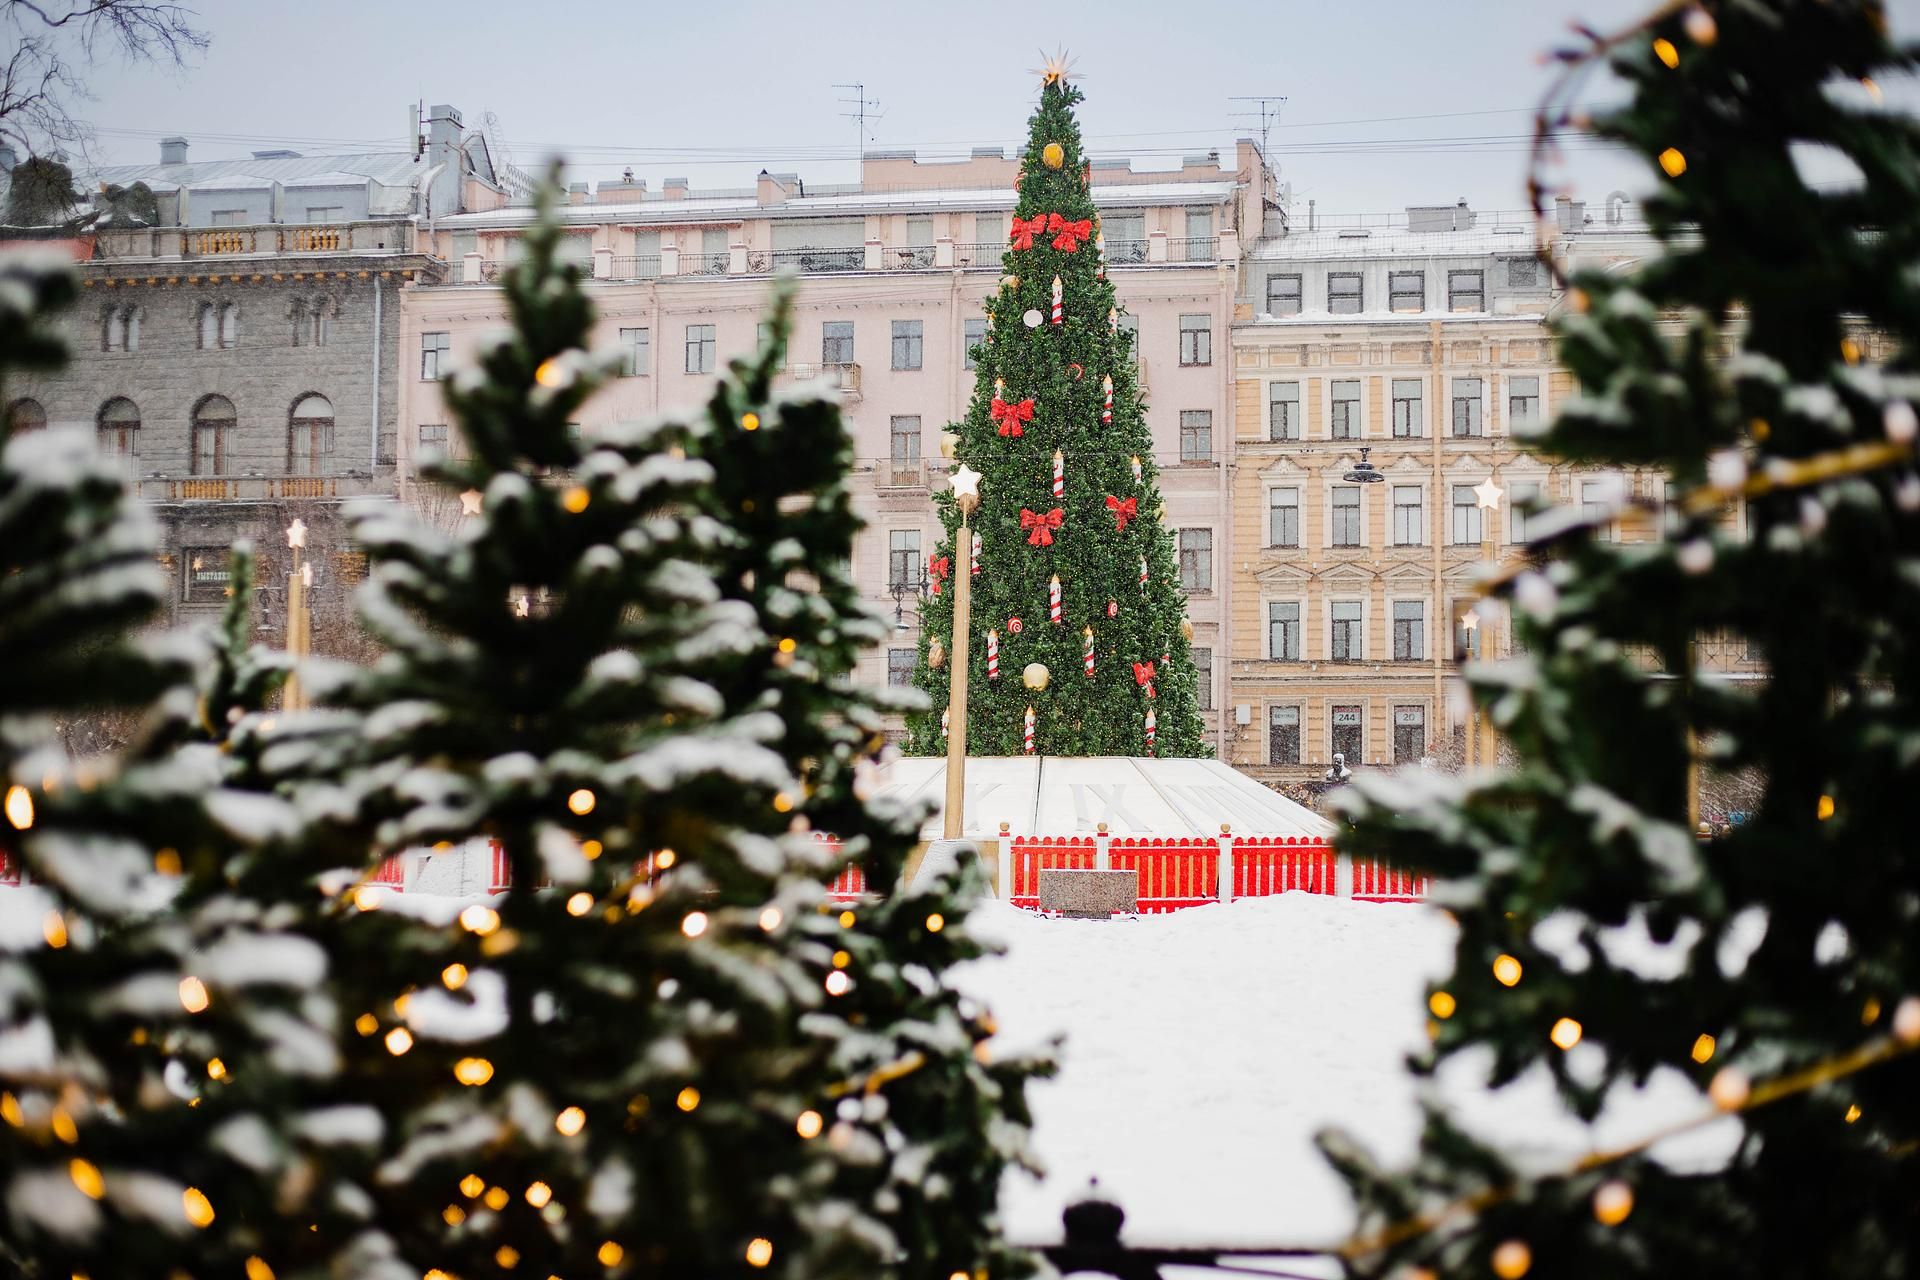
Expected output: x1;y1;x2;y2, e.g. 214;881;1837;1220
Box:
997;822;1013;900
1336;848;1354;899
1095;822;1110;871
1217;823;1234;905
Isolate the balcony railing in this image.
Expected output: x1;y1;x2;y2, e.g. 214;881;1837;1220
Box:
95;220;418;262
142;473;387;502
771;247;865;274
874;458;949;490
609;254;662;280
1105;238;1149;265
886;245;936;270
954;242;1004;270
685;251;729;276
1170;235;1219;262
783;362;862;398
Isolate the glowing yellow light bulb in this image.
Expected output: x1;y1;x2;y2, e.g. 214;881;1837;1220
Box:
1549;1017;1583;1050
742;412;761;432
352;886;382;912
1709;1067;1751;1110
524;1181;553;1208
759;906;783;931
1862;996;1882;1026
772;792;794;813
1492;955;1523;987
825;971;851;996
459;1173;485;1198
1658;147;1687;178
567;788;596;815
484;1185;510;1211
682;911;708;938
567;892;593;916
4;784;34;830
777;637;797;654
355;1012;379;1036
441;963;468;990
244;1256;275;1280
1845;1103;1862;1124
1690;1033;1716;1063
1817;793;1836;820
745;1238;774;1268
494;1246;520;1268
459;905;500;935
206;1058;227;1081
154;847;182;875
1428;990;1456;1019
655;848;677;868
453;1057;494;1086
796;1110;823;1139
385;1027;414;1056
926;913;946;933
50;1107;77;1143
182;1186;215;1228
1592;1179;1633;1226
178;976;210;1014
831;950;850;969
534;359;563;388
838;910;856;928
598;1242;625;1266
69;1158;104;1200
581;839;603;860
1;1093;23;1127
562;486;590;514
1651;36;1679;67
676;1086;700;1112
555;1106;586;1136
1491;1239;1531;1279
442;1203;467;1226
43;912;67;949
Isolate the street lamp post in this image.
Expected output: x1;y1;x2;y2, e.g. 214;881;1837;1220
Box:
944;465;982;841
1341;449;1385;767
284;518;312;711
888;570;931;634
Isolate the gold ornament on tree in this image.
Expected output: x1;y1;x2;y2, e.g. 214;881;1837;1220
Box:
1180;617;1194;643
1042;142;1066;169
939;431;962;459
928;637;946;669
1022;662;1051;691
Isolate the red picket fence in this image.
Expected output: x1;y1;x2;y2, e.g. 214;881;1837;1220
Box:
1008;836;1098;909
1109;838;1219;912
812;834;868;901
1232;836;1336;898
0;848;19;886
371;855;406;888
1352;860;1430;903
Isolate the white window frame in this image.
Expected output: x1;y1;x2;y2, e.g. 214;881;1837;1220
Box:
1390;483;1427;547
1267;703;1303;765
1324;479;1366;550
1267;379;1302;442
1449;374;1487;438
1326;376;1365;441
1389;596;1429;662
1267;484;1302;548
1390;377;1424;438
1506;476;1548;544
1266;597;1304;661
1450;482;1485;545
1328;597;1366;662
1177;527;1214;593
1579;472;1626;541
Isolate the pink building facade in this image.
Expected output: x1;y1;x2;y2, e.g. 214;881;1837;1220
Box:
399;144;1280;750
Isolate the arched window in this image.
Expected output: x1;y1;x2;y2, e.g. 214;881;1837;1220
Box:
219;302;239;349
198;302;217;350
191;394;235;475
5;398;46;434
288;393;333;475
97;398;140;457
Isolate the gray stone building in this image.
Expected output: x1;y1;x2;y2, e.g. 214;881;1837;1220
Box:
2;107;503;650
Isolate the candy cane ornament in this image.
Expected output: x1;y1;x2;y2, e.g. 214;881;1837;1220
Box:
987;630;999;680
1023;705;1036;755
1049;574;1062;625
1050;275;1063;326
941;709;950;738
1145;709;1157;755
1102;374;1113;424
1083;626;1095;678
1139;556;1149;594
1130;454;1143;486
971;531;981;577
1052;449;1064;499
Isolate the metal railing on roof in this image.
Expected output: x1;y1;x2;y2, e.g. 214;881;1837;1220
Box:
1169;235;1218;263
955;242;1004;270
1104;238;1149;265
771;246;864;273
609;254;662;280
684;251;729;276
886;245;936;270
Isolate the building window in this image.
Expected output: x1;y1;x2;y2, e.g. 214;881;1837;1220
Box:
376;424;397;467
1269;487;1300;547
1193;647;1213;711
1331;705;1363;762
103;305;140;352
822;320;854;366
685;324;717;374
1268;602;1301;660
220;302;238;349
890;415;922;465
183;547;233;604
1581;477;1617;540
311;298;333;347
1185;207;1213;242
1178;314;1212;366
755;320;787;365
209;209;247;227
1391;378;1423;438
1393;706;1426;764
1508;375;1541;430
190;394;235;475
420;331;449;380
1266;273;1303;316
1509;481;1541;543
97;397;140;457
288;393;334;475
1452;485;1484;544
1391;485;1424;545
619;327;650;376
1330;601;1362;661
305;205;343;223
5;398;46;433
1269;381;1300;441
418;422;449;460
1179;410;1212;463
891;319;924;371
888;529;921;588
887;648;914;687
963;317;987;370
1328;273;1363;314
1177;528;1212;592
1507;257;1542;287
1392;601;1425;661
1269;706;1301;764
1451;377;1483;437
1448;270;1486;312
1331;485;1362;547
1330;379;1361;440
1388;271;1425;313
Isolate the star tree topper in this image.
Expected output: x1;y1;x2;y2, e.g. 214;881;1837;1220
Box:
1033;48;1076;87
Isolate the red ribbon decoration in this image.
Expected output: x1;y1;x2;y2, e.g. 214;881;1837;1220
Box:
1048;212;1093;252
1106;494;1138;531
990;396;1036;437
1021;507;1064;547
1133;661;1157;699
1009;214;1050;251
929;555;950;581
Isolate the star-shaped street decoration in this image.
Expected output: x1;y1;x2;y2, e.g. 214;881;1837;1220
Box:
1474;477;1505;511
285;518;307;550
1033;47;1076;87
459;488;484;516
950;464;982;502
1462;612;1480;631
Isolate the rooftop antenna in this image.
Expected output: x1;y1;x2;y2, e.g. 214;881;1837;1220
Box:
1229;95;1288;156
835;82;884;160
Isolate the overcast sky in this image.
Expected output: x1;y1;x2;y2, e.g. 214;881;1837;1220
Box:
70;0;1920;216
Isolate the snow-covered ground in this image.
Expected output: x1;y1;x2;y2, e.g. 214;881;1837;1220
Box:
961;893;1740;1252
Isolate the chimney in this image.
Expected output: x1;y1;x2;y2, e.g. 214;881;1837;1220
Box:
757;169;785;206
663;178;689;201
0;144;15;174
160;136;188;165
568;181;589;205
426;104;465;217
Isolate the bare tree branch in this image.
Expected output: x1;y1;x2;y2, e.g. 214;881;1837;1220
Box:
0;1;207;160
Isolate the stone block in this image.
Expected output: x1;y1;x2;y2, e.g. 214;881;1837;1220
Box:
1038;868;1137;919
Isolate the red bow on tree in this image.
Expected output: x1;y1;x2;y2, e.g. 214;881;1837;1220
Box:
928;554;950;595
991;396;1036;437
1009;214;1050;251
1133;661;1157;699
1048;212;1093;252
1021;507;1065;546
1106;494;1138;531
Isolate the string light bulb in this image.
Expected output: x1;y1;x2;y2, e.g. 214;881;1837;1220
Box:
1652;36;1679;67
839;910;856;928
245;1256;275;1280
352;886;382;912
1691;1033;1716;1063
598;1242;625;1266
42;912;67;949
460;1173;485;1198
562;486;590;514
453;1057;494;1085
178;976;210;1014
677;1086;701;1112
1709;1067;1752;1110
567;788;596;815
1493;955;1523;987
494;1246;519;1268
355;1012;379;1036
524;1181;553;1208
796;1110;822;1138
825;971;851;996
4;784;33;829
1428;991;1456;1019
460;905;500;935
567;892;593;916
746;1239;774;1268
759;906;783;932
1550;1017;1583;1050
742;412;761;431
682;911;708;938
385;1027;414;1056
443;1203;467;1226
1658;147;1687;178
68;1158;104;1200
1592;1179;1633;1225
442;963;468;990
1893;996;1920;1044
1491;1239;1531;1279
1845;1103;1862;1124
182;1187;215;1228
926;913;946;933
484;1186;510;1211
555;1106;586;1136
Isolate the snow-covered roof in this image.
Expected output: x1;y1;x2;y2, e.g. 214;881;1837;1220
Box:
870;755;1335;841
1251;224;1542;262
180;173;279;191
74;150;425;194
436;180;1237;230
1244;308;1549;326
281;170;377;189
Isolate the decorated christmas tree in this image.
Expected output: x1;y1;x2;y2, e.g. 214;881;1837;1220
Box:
293;176;1045;1279
1322;3;1920;1277
906;59;1206;758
